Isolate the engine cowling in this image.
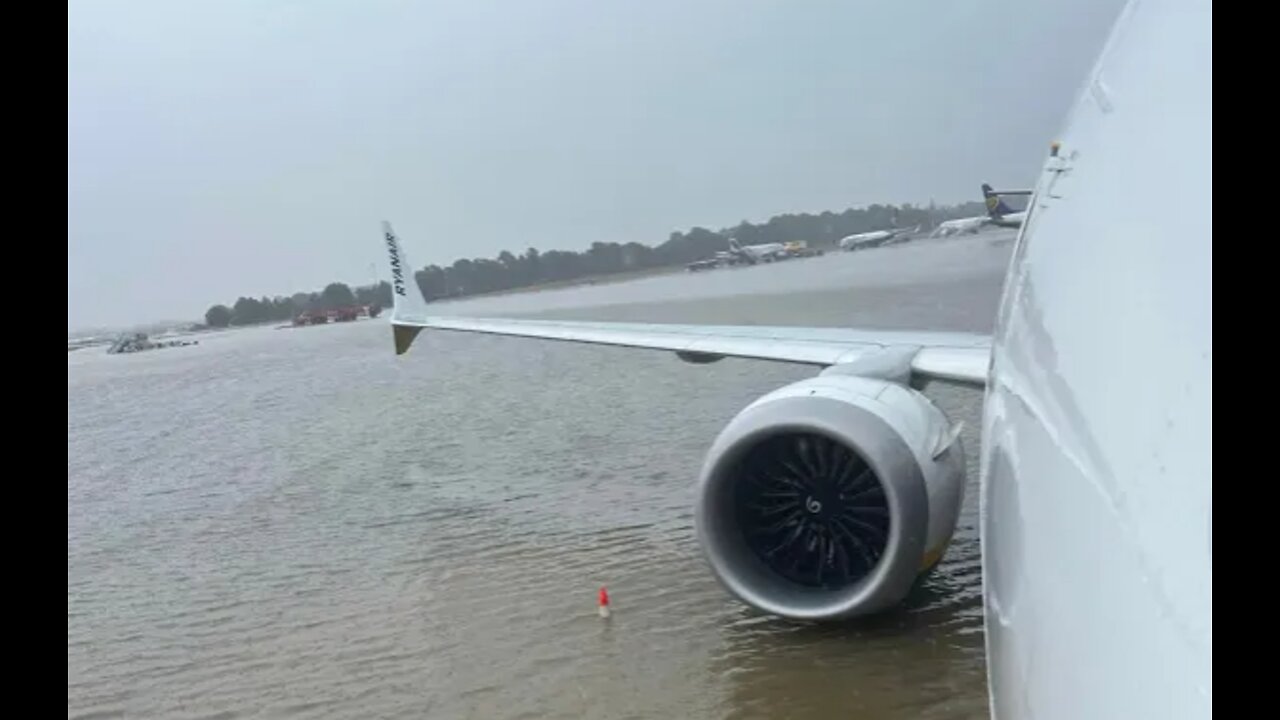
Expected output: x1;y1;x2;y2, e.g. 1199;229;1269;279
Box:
694;373;965;621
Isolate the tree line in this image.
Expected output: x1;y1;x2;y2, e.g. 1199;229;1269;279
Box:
203;199;987;328
203;282;392;328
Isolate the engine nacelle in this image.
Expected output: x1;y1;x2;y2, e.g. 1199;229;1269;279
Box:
694;374;965;621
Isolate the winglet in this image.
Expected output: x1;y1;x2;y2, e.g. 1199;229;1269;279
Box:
382;221;429;355
392;324;424;356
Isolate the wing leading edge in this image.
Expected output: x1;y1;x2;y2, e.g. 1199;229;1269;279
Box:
380;222;992;386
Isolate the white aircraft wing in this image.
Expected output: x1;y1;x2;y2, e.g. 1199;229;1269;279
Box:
382;223;991;386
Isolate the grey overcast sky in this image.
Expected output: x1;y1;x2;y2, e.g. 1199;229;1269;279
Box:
69;0;1125;331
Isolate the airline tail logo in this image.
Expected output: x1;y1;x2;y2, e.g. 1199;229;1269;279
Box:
384;227;408;298
982;184;1014;217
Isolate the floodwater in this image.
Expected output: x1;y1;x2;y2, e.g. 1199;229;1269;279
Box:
68;232;1016;719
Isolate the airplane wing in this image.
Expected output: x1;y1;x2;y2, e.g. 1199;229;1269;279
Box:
381;223;991;387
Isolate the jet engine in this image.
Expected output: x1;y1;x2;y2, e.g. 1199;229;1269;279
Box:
694;373;966;621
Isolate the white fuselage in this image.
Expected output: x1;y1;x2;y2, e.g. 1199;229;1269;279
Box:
931;217;987;237
838;227;911;250
731;241;786;261
981;1;1211;717
986;211;1026;228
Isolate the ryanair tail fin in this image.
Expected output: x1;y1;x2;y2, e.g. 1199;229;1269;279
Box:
981;183;1032;219
381;221;428;355
981;183;1017;218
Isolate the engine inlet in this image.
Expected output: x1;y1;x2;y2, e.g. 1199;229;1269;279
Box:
734;432;890;591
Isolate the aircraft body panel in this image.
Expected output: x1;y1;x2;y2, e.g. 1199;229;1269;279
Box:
981;0;1211;716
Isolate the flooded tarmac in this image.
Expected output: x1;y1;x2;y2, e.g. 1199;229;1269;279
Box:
69;233;1013;719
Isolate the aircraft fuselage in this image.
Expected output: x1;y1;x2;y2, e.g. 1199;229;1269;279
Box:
980;1;1210;716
